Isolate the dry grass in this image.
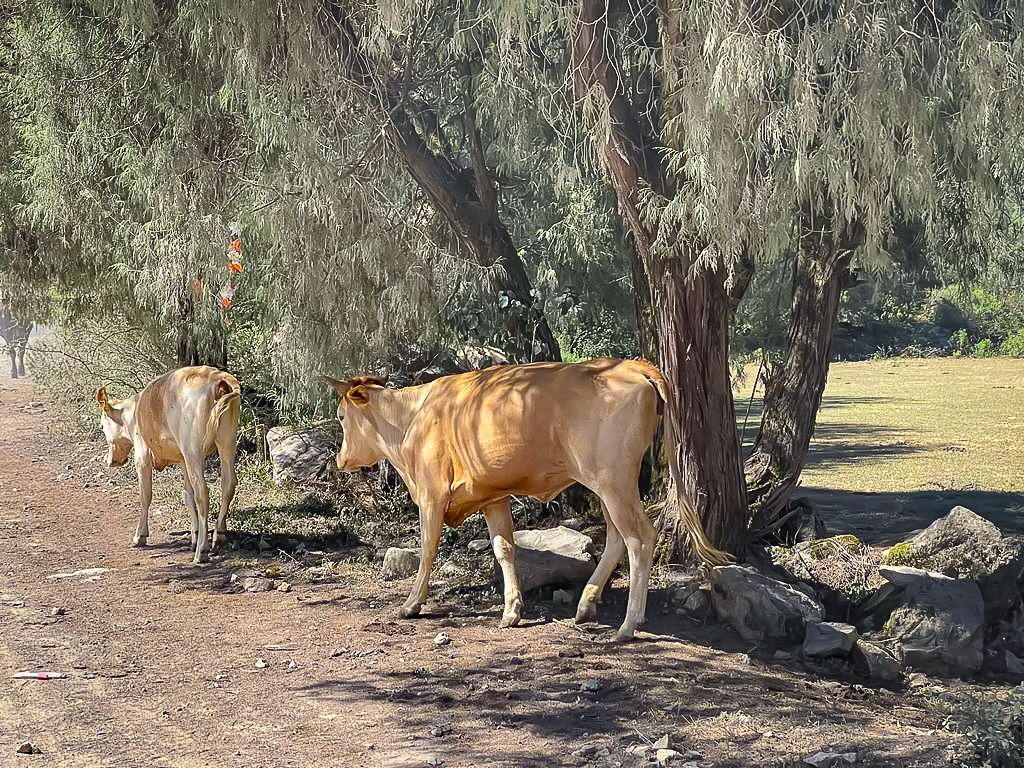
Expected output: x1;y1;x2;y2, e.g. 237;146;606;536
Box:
740;358;1024;494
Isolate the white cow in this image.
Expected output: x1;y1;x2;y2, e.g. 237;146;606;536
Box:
96;366;241;563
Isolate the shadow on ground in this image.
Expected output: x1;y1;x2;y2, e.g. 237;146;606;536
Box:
797;486;1024;544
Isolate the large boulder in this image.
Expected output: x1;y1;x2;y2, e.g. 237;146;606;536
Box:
901;506;1024;622
509;526;596;592
266;421;341;487
876;566;985;678
710;565;824;644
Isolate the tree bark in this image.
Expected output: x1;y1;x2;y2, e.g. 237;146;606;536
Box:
572;0;741;560
744;217;858;536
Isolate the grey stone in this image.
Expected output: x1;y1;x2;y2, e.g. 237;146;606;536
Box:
467;538;492;554
266;421;340;487
804;621;859;658
851;640;903;683
878;566;985;677
905;506;1024;622
710;565;824;644
510;526;595;592
382;547;420;580
803;751;857;767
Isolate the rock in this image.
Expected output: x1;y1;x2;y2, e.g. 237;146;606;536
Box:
16;742;39;755
710;565;824;644
877;566;985;677
240;576;276;592
266;421;340;487
804;621;859;658
851;640;903;684
580;678;602;693
803;751;857;766
382;547;420;580
655;748;683;765
572;743;603;759
652;734;671;750
467;538;491;554
552;588;575;606
433;632;452;647
903;506;1024;622
510;527;595;592
985;648;1024;676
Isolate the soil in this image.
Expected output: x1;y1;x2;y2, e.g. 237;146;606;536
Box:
0;373;969;768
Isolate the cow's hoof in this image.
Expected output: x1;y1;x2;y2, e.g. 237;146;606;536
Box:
398;603;421;619
499;612;521;629
613;628;637;643
193;551;210;565
132;536;148;547
574;602;598;625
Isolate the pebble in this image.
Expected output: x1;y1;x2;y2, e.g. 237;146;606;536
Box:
254;658;268;668
580;678;602;693
433;632;452;646
17;742;39;754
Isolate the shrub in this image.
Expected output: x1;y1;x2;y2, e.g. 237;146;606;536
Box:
946;686;1024;768
951;329;970;358
973;338;996;357
1001;330;1024;358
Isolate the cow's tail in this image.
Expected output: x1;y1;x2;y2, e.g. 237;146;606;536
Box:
628;358;733;567
209;375;242;437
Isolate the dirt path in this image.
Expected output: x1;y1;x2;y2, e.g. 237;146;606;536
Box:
0;374;959;767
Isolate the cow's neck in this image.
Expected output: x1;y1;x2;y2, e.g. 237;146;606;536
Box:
367;385;427;464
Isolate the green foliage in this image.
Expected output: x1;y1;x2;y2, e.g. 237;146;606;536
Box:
880;542;916;567
946;686;1024;768
1000;331;1024;358
951;329;970;358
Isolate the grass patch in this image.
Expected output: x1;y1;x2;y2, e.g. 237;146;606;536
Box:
740;358;1024;494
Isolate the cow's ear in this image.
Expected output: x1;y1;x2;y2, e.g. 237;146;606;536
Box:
323;376;351;398
95;387;110;410
347;384;371;406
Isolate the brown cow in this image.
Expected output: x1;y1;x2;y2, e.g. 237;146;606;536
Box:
96;366;242;564
326;357;724;641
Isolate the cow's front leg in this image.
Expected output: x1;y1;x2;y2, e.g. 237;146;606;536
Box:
399;503;444;619
483;500;522;628
7;348;17;379
182;471;199;548
133;460;153;547
183;455;211;564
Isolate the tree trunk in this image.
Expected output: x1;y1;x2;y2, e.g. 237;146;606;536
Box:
744;222;856;536
572;0;740;562
651;252;747;557
175;289;228;369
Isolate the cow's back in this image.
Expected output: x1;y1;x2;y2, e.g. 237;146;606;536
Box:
136;366;240;466
407;359;662;510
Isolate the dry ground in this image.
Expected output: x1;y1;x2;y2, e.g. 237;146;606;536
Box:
0;367;996;768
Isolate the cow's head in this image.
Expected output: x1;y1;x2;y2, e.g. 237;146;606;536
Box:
324;375;387;472
95;387;135;467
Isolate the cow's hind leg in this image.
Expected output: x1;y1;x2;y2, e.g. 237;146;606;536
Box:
399;501;445;619
212;444;237;552
575;500;625;626
133;460;154;547
7;347;16;379
183;454;211;564
602;488;656;641
483;499;523;628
